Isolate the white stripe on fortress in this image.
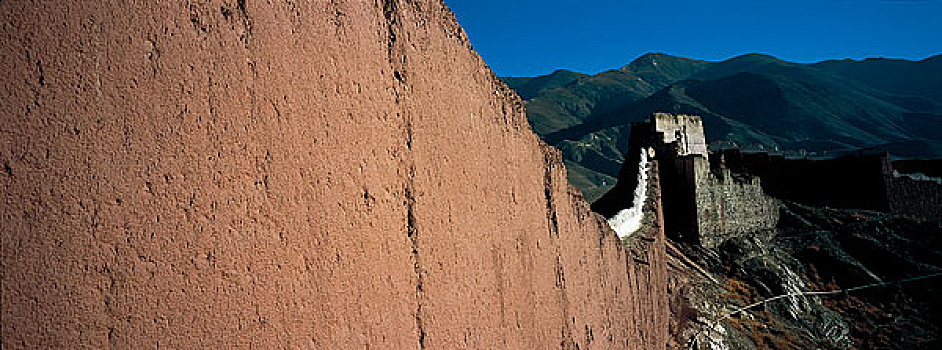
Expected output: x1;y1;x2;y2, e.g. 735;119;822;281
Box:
607;149;650;238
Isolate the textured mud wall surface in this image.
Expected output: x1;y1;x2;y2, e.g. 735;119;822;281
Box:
590;149;670;349
1;1;666;348
626;161;670;349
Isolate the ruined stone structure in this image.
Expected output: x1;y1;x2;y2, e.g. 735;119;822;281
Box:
717;148;942;223
651;113;708;157
691;160;780;248
595;113;778;249
0;1;668;348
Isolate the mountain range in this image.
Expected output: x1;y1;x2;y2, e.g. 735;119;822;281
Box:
503;53;942;201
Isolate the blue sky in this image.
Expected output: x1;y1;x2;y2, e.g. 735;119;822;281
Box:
444;0;942;77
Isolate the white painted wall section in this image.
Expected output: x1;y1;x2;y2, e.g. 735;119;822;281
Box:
607;149;650;238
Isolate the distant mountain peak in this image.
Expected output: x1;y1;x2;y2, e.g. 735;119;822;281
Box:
504;51;942;201
635;52;679;61
623;52;690;70
727;52;785;63
549;68;579;76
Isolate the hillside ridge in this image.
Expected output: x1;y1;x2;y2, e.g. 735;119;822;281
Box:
503;52;942;201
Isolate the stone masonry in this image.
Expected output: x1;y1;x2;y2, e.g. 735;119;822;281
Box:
598;113;778;249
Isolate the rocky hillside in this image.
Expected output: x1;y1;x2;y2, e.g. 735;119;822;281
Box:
668;202;941;349
0;1;667;348
591;112;941;349
504;53;942;201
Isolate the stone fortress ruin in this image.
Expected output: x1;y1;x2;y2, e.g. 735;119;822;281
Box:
714;148;942;224
595;112;942;250
595;113;779;248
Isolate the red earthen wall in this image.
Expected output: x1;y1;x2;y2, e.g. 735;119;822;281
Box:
1;1;666;348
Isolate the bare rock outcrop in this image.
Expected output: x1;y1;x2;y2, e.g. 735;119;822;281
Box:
1;1;667;348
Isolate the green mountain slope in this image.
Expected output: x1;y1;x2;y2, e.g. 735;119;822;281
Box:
503;69;585;100
507;53;711;135
503;53;942;202
812;55;942;101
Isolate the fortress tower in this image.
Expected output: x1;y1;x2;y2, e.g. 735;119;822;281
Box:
595;113;779;248
651;113;708;157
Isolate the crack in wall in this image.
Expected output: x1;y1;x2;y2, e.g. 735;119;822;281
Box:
221;0;253;45
541;147;580;348
405;183;427;349
1;1;673;348
554;253;578;349
36;59;45;87
542;149;560;238
382;0;400;62
383;1;425;347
